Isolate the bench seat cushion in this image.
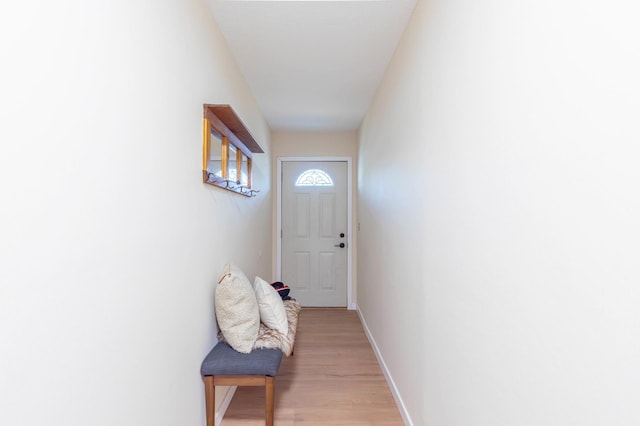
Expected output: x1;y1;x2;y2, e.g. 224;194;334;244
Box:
201;341;283;377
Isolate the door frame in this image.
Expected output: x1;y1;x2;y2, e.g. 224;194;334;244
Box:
276;156;354;309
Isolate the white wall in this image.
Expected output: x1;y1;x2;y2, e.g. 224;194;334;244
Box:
358;0;640;425
0;1;271;425
271;131;358;158
271;131;359;304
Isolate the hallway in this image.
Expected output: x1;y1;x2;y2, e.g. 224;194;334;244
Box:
221;308;403;425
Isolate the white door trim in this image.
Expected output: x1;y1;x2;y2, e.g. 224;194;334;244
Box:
276;156;355;310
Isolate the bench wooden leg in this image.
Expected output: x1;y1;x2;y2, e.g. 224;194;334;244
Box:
204;375;276;426
265;376;275;426
204;376;215;426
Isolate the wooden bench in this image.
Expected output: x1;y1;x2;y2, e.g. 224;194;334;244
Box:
201;343;282;426
201;300;301;426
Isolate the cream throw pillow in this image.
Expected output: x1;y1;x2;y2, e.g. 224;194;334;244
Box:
254;276;289;336
215;263;260;353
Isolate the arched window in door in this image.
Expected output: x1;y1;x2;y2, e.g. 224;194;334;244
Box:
295;169;334;186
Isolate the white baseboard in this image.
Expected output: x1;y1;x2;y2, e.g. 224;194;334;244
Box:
215;386;237;426
356;305;413;426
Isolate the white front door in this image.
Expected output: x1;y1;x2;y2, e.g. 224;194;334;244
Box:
281;161;348;307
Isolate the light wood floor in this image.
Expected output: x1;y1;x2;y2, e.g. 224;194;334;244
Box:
221;308;404;425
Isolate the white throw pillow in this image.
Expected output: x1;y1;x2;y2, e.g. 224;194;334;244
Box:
254;276;289;336
215;263;260;353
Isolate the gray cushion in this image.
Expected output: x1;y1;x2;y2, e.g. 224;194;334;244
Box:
201;341;283;377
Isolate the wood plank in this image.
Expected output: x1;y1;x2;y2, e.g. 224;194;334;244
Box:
215;375;267;386
221;309;403;425
204;104;264;154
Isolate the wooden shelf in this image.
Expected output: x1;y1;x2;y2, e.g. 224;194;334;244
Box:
202;104;262;198
203;104;263;157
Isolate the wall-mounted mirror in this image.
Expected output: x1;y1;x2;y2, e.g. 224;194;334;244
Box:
202;104;262;197
204;128;223;184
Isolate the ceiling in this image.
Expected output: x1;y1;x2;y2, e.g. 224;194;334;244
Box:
206;0;417;132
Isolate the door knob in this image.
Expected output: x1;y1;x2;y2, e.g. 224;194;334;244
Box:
334;242;345;248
